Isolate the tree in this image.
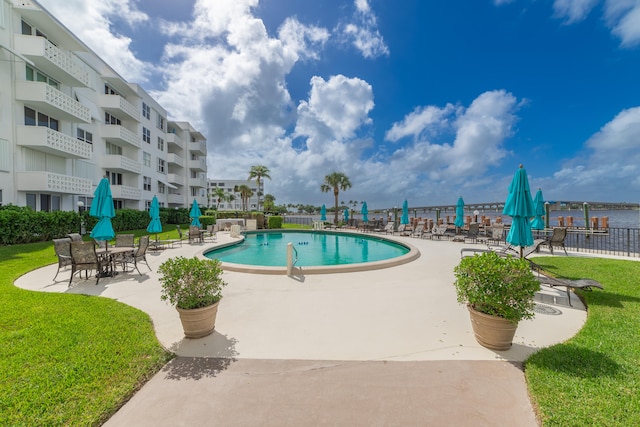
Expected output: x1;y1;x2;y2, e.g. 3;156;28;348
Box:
212;188;228;210
320;172;352;225
248;165;271;211
236;185;253;211
263;194;276;212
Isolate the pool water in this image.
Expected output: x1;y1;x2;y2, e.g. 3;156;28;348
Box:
204;231;410;267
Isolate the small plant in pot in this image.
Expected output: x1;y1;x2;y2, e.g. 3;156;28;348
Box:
158;256;227;339
453;251;539;350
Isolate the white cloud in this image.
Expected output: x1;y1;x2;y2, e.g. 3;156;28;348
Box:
37;0;151;82
385;105;457;142
339;0;389;59
604;0;640;47
552;0;600;23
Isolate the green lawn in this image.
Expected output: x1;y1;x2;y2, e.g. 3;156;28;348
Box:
526;256;640;426
1;235;638;425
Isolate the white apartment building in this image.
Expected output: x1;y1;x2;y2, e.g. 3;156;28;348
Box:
207;179;263;211
0;0;207;212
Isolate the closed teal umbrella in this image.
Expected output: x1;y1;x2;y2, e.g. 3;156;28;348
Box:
320;204;327;221
343;208;349;222
190;199;202;227
147;195;162;241
530;188;545;230
361;201;369;222
503;165;535;257
401;200;409;225
454;196;465;228
89;177;115;244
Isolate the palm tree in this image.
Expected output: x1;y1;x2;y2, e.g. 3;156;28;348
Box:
248;165;271;211
212;188;228;210
263;194;276;212
320;172;352;225
237;184;253;211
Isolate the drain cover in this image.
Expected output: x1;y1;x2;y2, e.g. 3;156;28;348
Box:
534;303;562;316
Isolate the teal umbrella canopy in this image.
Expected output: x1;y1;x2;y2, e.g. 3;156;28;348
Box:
343;208;350;222
89;177;115;241
147;195;162;234
190;199;202;227
401;200;409;225
361;201;369;222
530;188;545;230
320;204;327;221
454;197;465;227
503;165;535;254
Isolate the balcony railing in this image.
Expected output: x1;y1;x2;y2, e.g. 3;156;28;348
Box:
167;153;185;168
100;124;140;148
167;193;183;204
16;171;93;195
16;81;91;123
102;155;142;174
110;185;142;200
17;126;92;159
99;94;140;122
188;140;207;155
167;173;185;186
188;158;206;171
14;35;90;87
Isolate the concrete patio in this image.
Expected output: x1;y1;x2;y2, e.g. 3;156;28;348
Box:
16;231;588;426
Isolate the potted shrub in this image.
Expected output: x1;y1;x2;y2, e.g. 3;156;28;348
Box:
158;256;227;338
453;251;539;350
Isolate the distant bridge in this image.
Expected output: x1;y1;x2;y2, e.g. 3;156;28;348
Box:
368;201;639;214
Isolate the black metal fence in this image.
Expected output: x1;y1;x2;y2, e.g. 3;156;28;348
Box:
535;227;640;258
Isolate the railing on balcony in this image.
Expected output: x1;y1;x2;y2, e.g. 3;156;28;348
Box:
15;81;91;123
188;140;207;154
14;35;90;87
110;185;142;200
167;173;185;186
99;94;141;122
16;171;93;194
100;124;140;148
188;158;206;171
167;153;185;168
17;126;92;159
102;155;142;174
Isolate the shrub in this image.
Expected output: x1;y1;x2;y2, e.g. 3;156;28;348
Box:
158;257;227;310
268;216;283;229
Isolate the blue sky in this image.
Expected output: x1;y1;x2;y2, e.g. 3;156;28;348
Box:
39;0;640;208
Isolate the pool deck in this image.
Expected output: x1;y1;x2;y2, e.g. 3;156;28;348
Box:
16;231;590;426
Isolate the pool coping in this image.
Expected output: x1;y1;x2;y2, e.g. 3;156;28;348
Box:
203;229;421;275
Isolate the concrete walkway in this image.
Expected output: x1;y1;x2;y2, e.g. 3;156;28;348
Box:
16;232;588;426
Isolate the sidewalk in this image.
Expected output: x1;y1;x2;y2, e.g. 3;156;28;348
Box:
16;233;586;426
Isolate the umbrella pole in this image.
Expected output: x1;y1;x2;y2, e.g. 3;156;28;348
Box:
520;246;523;259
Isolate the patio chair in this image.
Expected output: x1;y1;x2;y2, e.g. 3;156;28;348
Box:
123;235;151;275
430;225;450;240
544;227;568;255
204;224;218;242
486;224;505;245
52;237;72;281
69;241;105;286
115;234;134;247
464;223;480;243
67;233;82;242
188;225;203;244
535;275;603;306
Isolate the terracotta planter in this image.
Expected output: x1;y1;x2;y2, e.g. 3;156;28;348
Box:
467;306;517;351
176;301;220;338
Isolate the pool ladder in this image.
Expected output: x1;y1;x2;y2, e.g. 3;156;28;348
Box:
287;243;299;276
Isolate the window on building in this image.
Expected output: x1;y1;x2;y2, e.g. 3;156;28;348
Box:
190;171;197;179
143;127;151;143
24;107;58;131
26;193;36;210
157;159;165;173
106;170;122;185
113;200;123;210
77;128;93;144
191;187;198;197
106;142;122;155
158;181;166;194
218;182;225;186
143;176;152;191
157;137;164;151
21;20;32;35
104;84;120;96
26;65;59;89
142;102;150;120
143;151;151;168
157;114;165;131
145;200;151;210
105;112;121;126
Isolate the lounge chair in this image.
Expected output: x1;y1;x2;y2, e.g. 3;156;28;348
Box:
52;237;72;281
411;222;425;238
535;275;603;306
123;235;151;275
544;227;568;255
382;222;395;234
486;224;505;245
69;241;105;286
464;223;480;244
429;225;450;240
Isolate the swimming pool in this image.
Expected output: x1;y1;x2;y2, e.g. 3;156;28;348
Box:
204;230;420;274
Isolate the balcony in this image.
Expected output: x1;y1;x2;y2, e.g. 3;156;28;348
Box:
102;155;142;174
100;124;140;148
16;171;93;195
99;94;140;122
17;126;92;159
188;158;206;172
14;35;90;87
167;153;184;168
166;132;180;147
167;193;183;205
111;185;142;200
189;177;207;188
16;81;91;123
188;140;207;155
167;173;185;186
